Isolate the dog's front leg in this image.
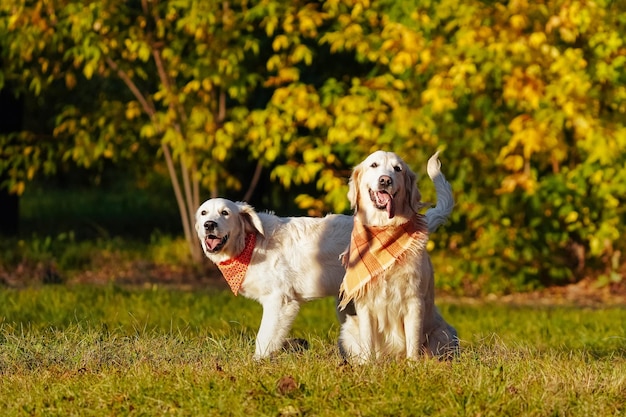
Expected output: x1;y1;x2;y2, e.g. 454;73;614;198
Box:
355;302;376;363
254;295;300;360
404;299;425;360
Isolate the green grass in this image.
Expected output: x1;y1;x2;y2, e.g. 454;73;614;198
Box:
1;285;625;416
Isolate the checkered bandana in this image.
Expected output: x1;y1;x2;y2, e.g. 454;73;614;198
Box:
339;215;428;309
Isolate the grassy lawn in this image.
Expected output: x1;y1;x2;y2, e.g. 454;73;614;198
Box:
0;285;625;416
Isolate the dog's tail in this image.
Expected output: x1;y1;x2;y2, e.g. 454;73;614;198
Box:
425;151;454;233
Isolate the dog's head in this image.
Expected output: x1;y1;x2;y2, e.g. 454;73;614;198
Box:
194;198;264;263
348;151;423;225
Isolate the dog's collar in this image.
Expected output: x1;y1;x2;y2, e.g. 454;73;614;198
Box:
339;215;428;309
217;233;256;295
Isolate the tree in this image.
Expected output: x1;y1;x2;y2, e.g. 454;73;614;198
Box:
1;0;625;292
237;0;626;290
0;0;267;261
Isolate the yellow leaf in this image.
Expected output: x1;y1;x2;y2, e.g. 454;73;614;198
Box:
389;51;413;75
292;44;313;65
392;79;405;90
140;124;155;138
212;145;227;162
272;35;289;52
138;43;151;61
589;236;601;255
605;195;619;209
8;14;20;30
564;211;578;223
83;62;95;79
559;27;577;43
27;166;36;180
266;55;283;72
125;103;141;120
201;78;213;91
502;155;524;171
65;72;77;90
184;80;200;93
510;14;527;30
295;107;308;122
265;16;277;36
529;32;546;48
496;177;518;194
13;181;25;196
298;15;317;36
277;67;299;83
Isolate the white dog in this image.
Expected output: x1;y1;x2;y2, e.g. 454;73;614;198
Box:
339;151;459;363
195;153;454;359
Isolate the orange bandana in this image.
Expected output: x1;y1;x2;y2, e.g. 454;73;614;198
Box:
339;215;428;309
217;233;256;296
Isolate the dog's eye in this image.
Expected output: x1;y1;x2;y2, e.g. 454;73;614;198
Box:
201;210;207;216
370;162;378;168
394;165;402;172
221;210;229;216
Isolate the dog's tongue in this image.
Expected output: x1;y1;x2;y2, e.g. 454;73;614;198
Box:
376;191;395;219
205;236;222;251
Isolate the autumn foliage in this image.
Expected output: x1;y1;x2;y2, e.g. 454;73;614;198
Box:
1;0;624;292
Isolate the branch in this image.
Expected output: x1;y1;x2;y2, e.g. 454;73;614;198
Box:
151;39;188;125
148;28;197;230
180;158;196;236
192;160;200;211
141;4;198;257
103;15;201;260
243;161;263;202
104;57;155;118
218;89;226;123
161;142;195;255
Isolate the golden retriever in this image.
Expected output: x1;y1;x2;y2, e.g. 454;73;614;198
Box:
339;151;459;363
195;153;454;359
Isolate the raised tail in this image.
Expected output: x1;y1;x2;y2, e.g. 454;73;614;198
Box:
425;151;454;233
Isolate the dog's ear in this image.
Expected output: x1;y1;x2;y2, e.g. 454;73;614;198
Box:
194;214;203;238
236;202;265;236
347;162;363;211
194;204;206;238
404;163;423;214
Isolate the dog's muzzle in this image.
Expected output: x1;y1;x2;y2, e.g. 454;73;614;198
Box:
204;234;228;253
369;187;396;219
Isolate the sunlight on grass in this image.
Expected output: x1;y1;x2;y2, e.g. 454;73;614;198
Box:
0;286;625;416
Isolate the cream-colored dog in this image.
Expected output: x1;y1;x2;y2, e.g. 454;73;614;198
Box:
195;153;454;360
339;151;459;363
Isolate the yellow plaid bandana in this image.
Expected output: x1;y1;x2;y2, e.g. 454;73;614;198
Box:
339;215;429;309
217;233;256;296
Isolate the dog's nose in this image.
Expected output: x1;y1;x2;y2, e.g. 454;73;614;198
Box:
204;221;217;232
378;175;392;187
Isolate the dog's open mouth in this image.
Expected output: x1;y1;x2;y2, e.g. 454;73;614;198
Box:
204;234;228;253
369;189;395;219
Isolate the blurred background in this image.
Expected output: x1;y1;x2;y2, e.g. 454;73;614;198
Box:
0;0;624;296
